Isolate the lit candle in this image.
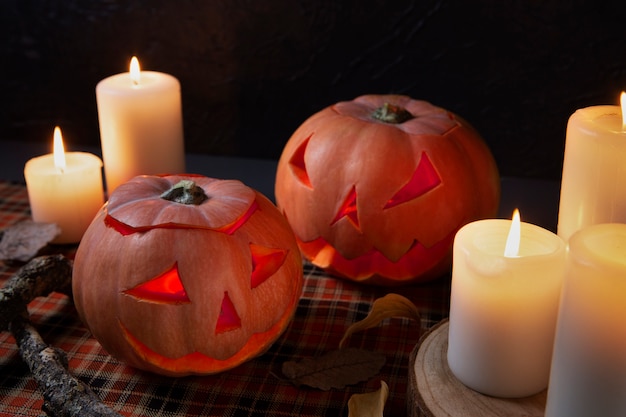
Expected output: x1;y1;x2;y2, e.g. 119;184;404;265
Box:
24;127;104;244
557;93;626;241
545;223;626;417
96;56;185;193
447;210;566;398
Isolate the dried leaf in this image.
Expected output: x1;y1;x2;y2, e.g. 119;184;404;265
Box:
348;381;389;417
340;293;421;348
0;221;60;262
282;348;386;390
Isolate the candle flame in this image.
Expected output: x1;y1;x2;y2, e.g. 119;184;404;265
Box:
504;209;521;258
130;56;141;86
619;91;626;130
53;126;66;172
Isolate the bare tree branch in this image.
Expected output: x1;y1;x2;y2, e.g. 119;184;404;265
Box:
2;255;122;417
0;254;72;331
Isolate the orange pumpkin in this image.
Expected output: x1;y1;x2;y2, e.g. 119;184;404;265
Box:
72;174;303;376
275;94;500;285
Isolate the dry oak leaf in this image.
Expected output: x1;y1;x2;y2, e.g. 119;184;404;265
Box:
348;380;389;417
281;348;386;390
339;293;421;348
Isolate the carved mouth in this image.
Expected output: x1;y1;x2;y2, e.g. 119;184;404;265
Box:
118;316;289;376
296;232;455;284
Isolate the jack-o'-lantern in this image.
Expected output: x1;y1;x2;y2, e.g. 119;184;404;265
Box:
72;174;303;376
275;94;499;285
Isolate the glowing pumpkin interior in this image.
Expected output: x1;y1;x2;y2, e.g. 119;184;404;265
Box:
120;241;288;337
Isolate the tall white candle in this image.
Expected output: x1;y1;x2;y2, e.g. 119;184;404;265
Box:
448;212;566;398
96;56;185;193
557;96;626;241
545;223;626;417
24;127;104;244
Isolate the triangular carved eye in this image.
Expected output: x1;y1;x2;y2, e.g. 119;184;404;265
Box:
331;186;360;230
288;136;312;188
215;292;241;334
384;153;441;209
250;244;288;289
123;263;190;304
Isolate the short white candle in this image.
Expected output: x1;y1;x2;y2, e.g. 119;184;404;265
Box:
448;211;566;398
545;223;626;417
557;94;626;241
96;56;185;193
24;127;104;244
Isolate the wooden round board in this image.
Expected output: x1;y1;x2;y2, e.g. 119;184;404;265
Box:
407;320;547;417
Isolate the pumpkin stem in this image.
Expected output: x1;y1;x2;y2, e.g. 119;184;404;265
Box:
160;180;209;205
371;103;414;124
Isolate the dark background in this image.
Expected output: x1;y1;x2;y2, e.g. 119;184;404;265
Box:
2;0;625;180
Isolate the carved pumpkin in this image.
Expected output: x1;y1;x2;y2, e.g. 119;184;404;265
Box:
72;174;303;376
275;94;500;285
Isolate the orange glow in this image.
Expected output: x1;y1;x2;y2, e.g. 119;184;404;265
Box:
296;231;455;285
123;263;190;304
215;292;241;334
385;152;441;209
288;136;312;188
332;186;359;229
250;244;288;289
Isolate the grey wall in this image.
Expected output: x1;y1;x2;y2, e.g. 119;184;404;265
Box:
2;0;625;180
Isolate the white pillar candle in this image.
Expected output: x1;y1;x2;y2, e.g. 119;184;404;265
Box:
448;212;566;398
24;127;104;244
557;96;626;241
545;223;626;417
96;56;185;193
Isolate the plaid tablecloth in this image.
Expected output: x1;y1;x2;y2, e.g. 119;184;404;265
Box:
0;180;451;417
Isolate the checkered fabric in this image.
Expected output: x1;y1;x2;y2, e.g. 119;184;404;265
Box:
0;180;451;417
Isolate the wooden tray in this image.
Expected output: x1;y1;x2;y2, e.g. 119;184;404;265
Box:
407;320;546;417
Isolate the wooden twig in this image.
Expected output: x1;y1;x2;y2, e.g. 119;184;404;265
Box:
1;255;122;417
10;314;122;417
0;254;73;331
